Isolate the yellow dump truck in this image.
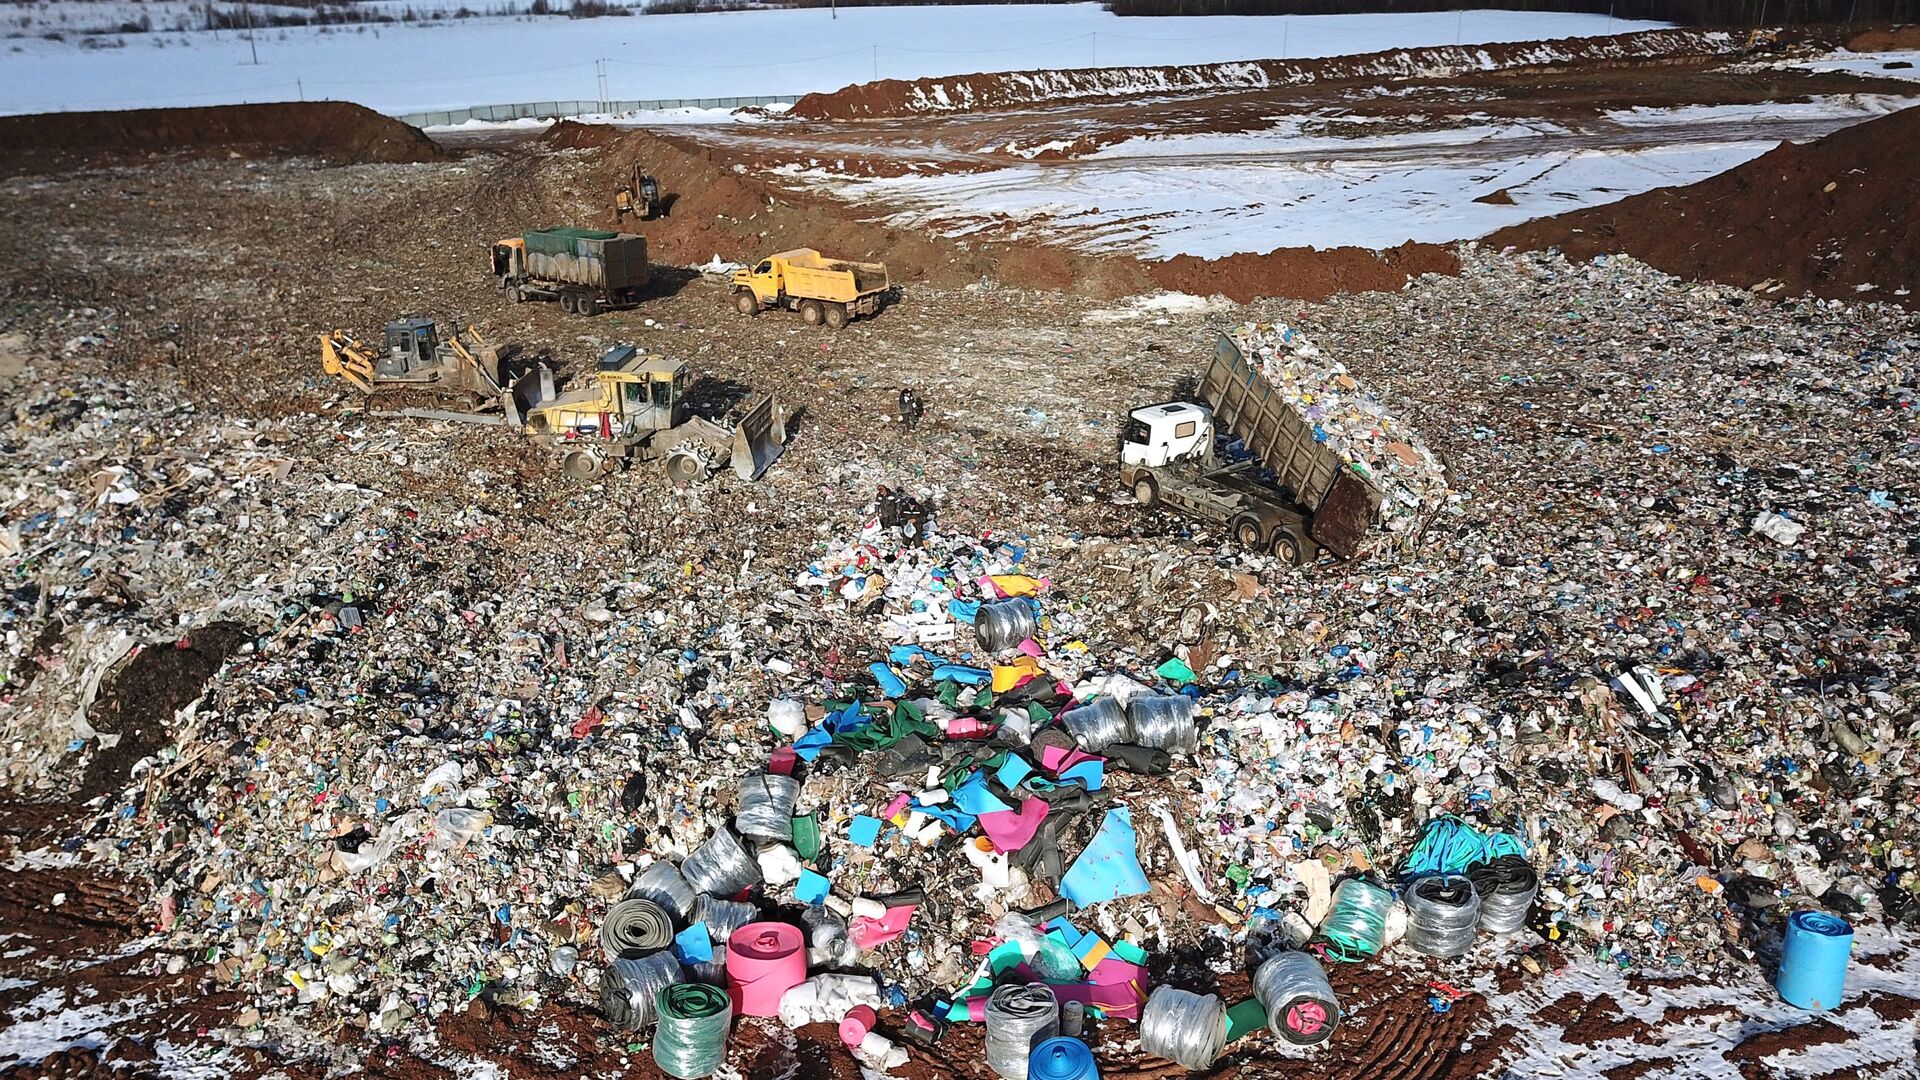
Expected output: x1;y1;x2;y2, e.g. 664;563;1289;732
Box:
732;249;889;328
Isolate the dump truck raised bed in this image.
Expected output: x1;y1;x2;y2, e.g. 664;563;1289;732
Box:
732;249;889;328
490;228;649;316
1121;331;1383;566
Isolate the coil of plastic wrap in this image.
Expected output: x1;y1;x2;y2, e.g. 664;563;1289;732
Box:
1057;698;1128;753
1125;694;1196;754
984;983;1060;1080
734;773;800;842
1028;1036;1099;1080
694;895;759;941
599;897;674;960
629;860;697;922
1313;876;1394;962
601;951;685;1030
1466;856;1539;934
975;599;1039;653
1138;985;1227;1071
1252;951;1341;1046
1404;874;1480;957
653;983;733;1079
681;826;761;898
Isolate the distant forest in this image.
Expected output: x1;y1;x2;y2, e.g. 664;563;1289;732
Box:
1100;0;1919;23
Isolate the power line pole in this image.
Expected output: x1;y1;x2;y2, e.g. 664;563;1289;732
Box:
871;44;877;80
1091;32;1097;67
243;0;259;65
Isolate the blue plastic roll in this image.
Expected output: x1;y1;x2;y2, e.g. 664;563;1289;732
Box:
1030;1036;1098;1080
1777;910;1853;1011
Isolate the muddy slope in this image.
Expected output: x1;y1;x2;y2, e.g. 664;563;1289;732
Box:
0;101;444;176
1490;103;1920;306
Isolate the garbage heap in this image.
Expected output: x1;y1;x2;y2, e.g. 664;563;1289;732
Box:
1231;321;1450;545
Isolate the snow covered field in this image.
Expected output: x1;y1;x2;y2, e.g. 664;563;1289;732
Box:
0;4;1667;115
774;93;1915;257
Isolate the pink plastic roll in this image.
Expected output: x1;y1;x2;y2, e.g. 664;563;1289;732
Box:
727;922;808;1017
839;1004;877;1046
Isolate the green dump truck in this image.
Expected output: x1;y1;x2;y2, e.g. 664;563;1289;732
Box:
490;228;650;317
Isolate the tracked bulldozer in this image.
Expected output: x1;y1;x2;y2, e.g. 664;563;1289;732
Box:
522;345;788;485
320;318;511;402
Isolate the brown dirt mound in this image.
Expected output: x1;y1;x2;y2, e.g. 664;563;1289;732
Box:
1152;243;1460;304
543;119;619;150
1489;104;1920;307
0;101;443;177
792;29;1741;120
1845;24;1920;50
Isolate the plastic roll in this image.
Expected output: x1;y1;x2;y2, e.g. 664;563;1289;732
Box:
1403;874;1480;957
1252;951;1341;1046
1466;856;1539;934
1126;694;1197;754
727;922;808;1017
694;895;759;941
601;951;685;1030
1029;1036;1098;1080
681;826;761;898
686;952;728;987
600;897;675;960
1058;698;1128;753
653;982;732;1079
1313;877;1394;962
976;599;1039;653
1777;910;1853;1011
735;773;801;842
1138;985;1227;1071
839;1003;877;1046
629;860;697;922
985;982;1060;1080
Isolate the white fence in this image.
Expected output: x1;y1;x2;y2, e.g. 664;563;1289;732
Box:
396;95;799;127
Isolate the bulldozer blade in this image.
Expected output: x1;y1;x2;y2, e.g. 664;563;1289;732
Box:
511;363;555;419
730;393;790;481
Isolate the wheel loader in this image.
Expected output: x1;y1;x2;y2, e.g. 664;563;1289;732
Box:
517;344;789;486
320;317;511;401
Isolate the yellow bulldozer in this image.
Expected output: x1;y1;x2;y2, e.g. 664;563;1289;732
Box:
320;317;511;400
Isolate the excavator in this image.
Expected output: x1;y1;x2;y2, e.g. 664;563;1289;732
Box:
615;168;662;221
320;317;512;402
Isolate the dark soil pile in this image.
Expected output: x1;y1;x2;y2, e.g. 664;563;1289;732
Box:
1489;104;1920;307
1152;243;1460;304
0;101;443;176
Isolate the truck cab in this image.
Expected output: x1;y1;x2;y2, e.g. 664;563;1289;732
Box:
1122;402;1212;467
524;345;687;439
733;258;783;305
489;237;526;283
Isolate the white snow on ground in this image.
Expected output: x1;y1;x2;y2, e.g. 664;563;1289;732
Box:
0;5;1667;115
1082;291;1232;322
1605;92;1917;125
0;988;149;1066
424;101;788;132
1790;49;1920;82
782;93;1915;258
1489;924;1920;1080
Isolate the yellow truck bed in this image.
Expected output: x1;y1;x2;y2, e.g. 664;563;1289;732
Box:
769;248;889;302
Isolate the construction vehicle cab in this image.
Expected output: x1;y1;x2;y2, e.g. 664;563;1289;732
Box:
616;169;661;220
523;345;788;486
1122;402;1213;468
381;317;444;378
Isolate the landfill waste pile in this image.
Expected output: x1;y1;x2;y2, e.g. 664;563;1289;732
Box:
0;246;1917;1079
1232;320;1450;545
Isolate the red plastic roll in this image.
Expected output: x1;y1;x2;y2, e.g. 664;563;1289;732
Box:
839;1004;877;1046
727;922;808;1017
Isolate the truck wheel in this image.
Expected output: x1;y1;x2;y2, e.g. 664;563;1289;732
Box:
799;300;824;327
1234;517;1263;549
735;291;759;316
561;448;605;480
824;302;850;330
511;286;527;303
577;295;599;317
1270;532;1303;567
560;293;578;315
665;451;705;487
1132;476;1158;507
